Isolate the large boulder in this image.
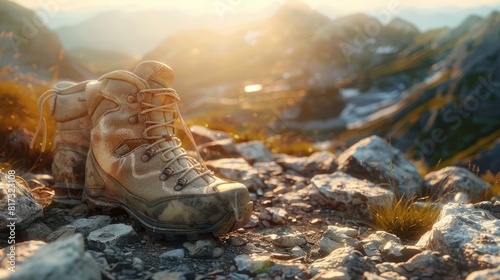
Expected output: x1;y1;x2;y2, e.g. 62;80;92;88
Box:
337;136;423;197
0;172;43;231
416;202;500;271
311;171;394;216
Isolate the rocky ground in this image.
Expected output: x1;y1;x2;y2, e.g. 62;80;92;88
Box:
1;128;499;280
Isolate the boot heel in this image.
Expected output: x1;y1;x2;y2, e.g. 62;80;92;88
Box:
84;147;106;192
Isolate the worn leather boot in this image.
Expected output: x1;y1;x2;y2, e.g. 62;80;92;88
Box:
31;81;91;205
83;61;252;238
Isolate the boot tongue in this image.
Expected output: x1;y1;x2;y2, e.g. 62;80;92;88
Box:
133;61;175;89
134;61;176;137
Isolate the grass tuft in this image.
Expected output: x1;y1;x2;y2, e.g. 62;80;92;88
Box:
478;170;500;202
368;195;441;241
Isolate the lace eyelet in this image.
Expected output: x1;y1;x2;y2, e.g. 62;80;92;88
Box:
141;148;154;162
127;94;136;103
174;177;188;191
159;167;174;181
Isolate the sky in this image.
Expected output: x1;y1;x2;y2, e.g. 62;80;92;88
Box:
14;0;500;14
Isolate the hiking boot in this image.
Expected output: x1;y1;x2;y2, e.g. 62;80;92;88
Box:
31;81;92;205
83;61;252;238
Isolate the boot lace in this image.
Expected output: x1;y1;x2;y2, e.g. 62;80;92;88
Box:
30;89;57;152
139;88;213;190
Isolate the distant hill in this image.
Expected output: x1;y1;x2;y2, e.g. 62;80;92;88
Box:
0;0;91;81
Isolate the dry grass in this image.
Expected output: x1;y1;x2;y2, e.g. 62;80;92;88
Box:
369;195;441;241
478;170;500;202
0;80;54;172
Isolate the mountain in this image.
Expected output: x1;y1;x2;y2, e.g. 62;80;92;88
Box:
336;11;500;173
55;9;202;55
144;1;500;173
0;0;91;81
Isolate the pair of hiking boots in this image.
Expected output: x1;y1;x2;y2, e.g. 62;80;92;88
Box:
31;61;253;238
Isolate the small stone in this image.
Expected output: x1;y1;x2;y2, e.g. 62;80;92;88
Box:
183;239;219;259
68;204;90;217
259;207;288;225
235;141;274;163
132;257;145;271
87;224;139;251
230;236;248;247
213;247;225;258
272;234;307;248
19;222;52;241
234;254;274;274
71;215;112;237
319;225;360;254
45;226;77;242
291;246;304;257
160;249;185;260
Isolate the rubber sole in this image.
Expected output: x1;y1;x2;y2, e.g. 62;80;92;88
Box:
83;190;253;240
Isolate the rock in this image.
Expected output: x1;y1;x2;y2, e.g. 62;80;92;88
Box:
259;207;288;225
160;249;185;260
277;151;337;177
0;172;43;230
424;166;491;201
0;234;101;280
183;239;222;259
103;246;125;263
319;225;360;254
309;247;375;278
361;231;402;260
400;246;423;260
380;240;405;262
206;158;265;190
416;202;500;270
151;271;194;280
132;257;144;272
393;250;459;280
199;138;241;160
253;161;283;179
46;225;77;242
235;141;274;163
272;234;307;248
291;246;305;257
87;224;139;251
70;215;112;237
473;201;500;219
87;250;114;280
19;222;52;242
234;254;274;274
311;171;394;216
337;136;423;196
311;270;350;280
229;236;248;247
190;125;233;144
67;204;90;217
229;272;250;280
466;266;500;280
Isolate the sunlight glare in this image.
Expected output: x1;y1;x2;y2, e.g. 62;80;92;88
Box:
244;84;263;93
